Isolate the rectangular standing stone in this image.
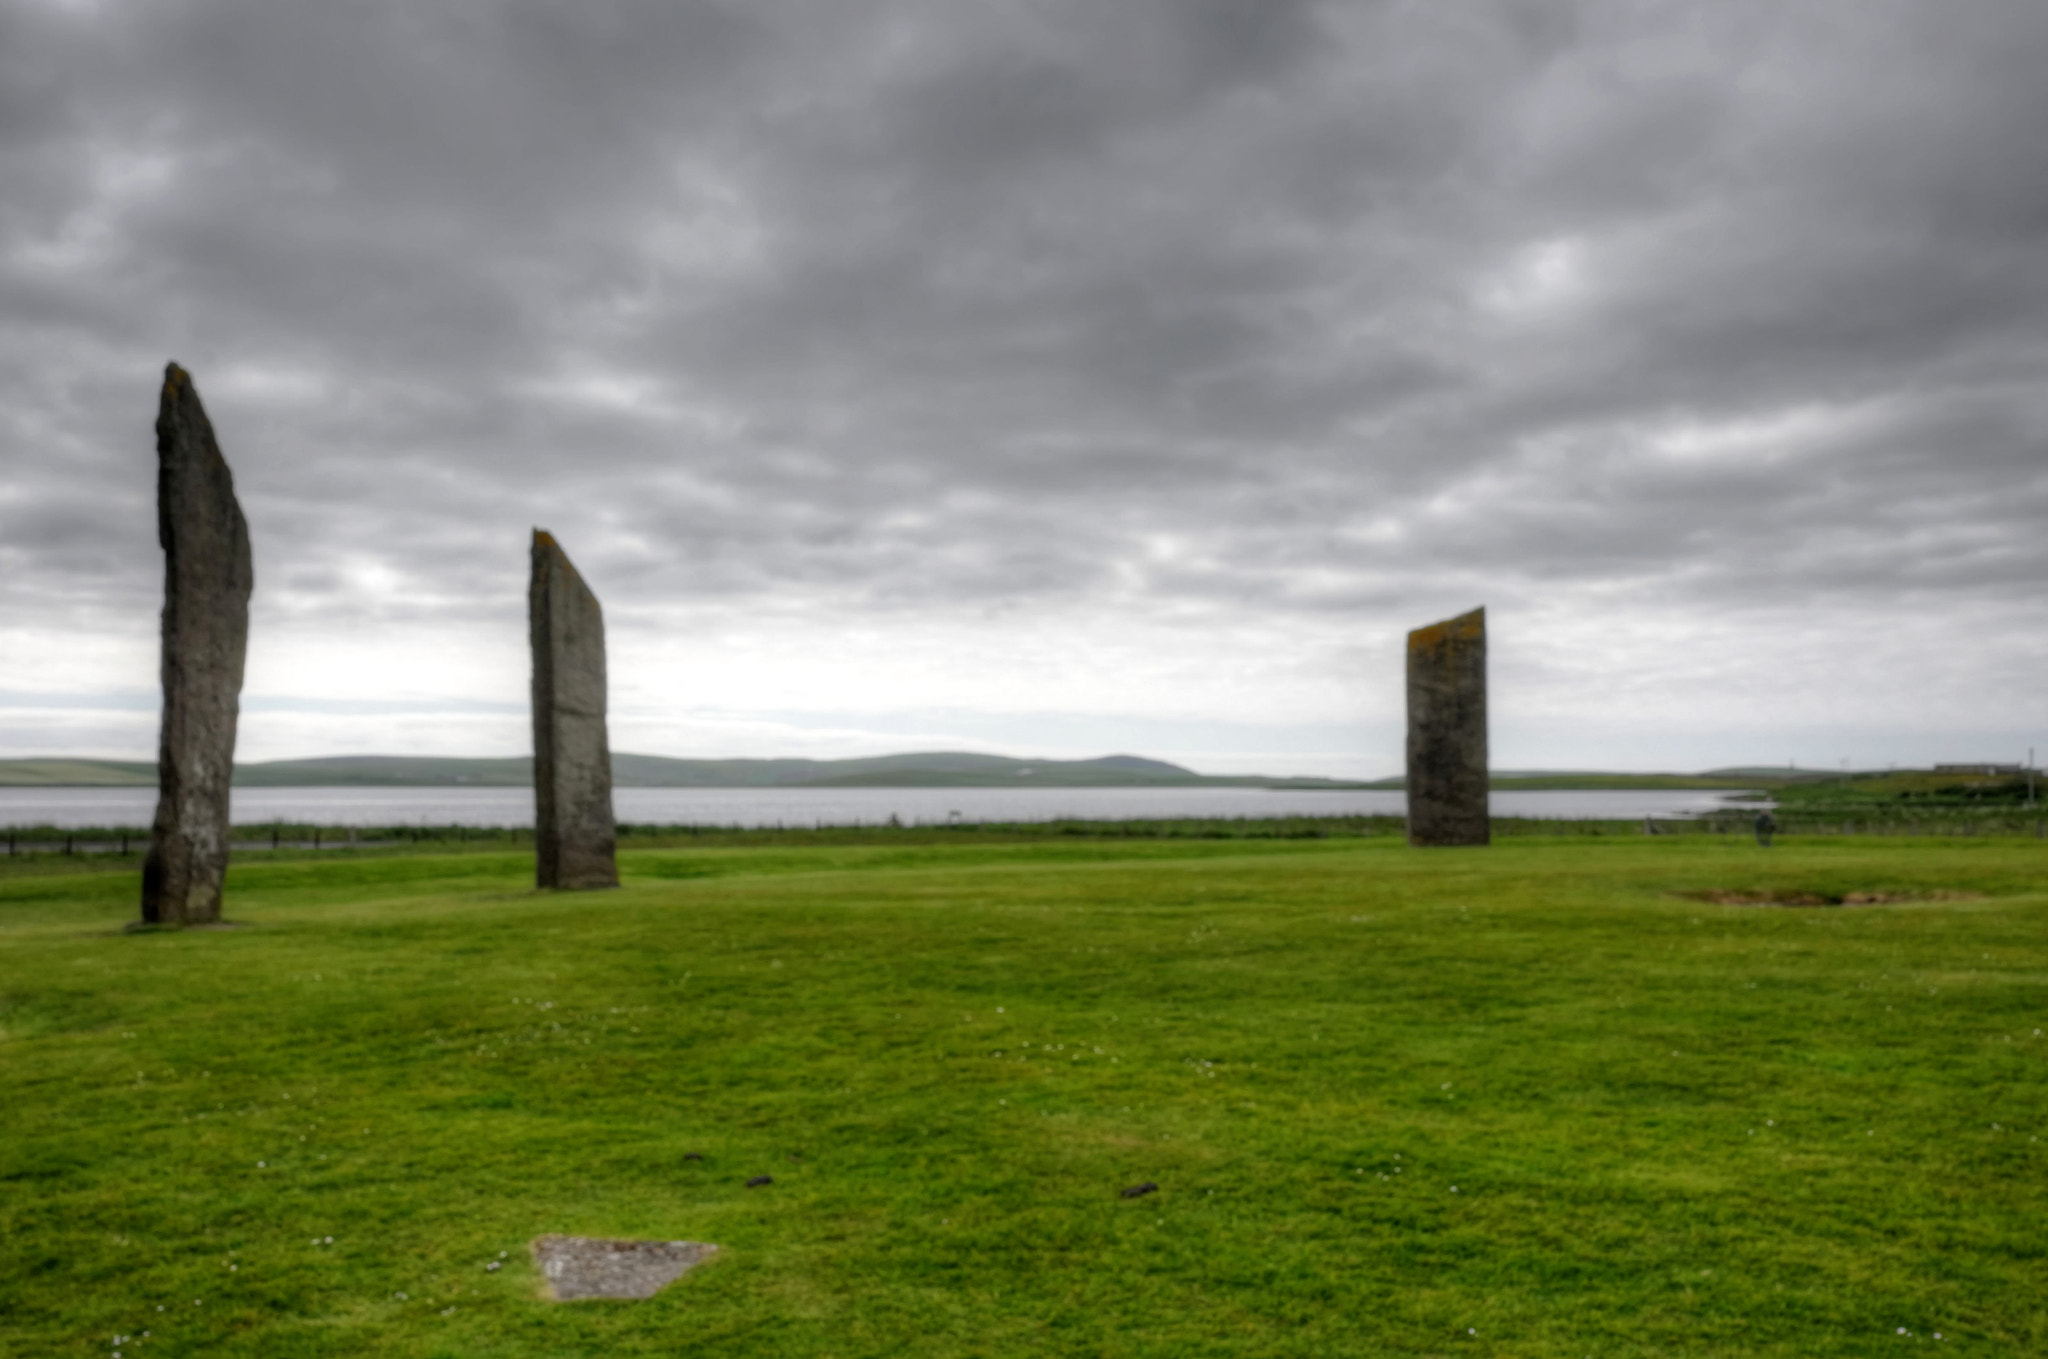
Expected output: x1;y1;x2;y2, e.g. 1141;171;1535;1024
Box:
1406;606;1488;847
530;530;618;889
142;363;253;925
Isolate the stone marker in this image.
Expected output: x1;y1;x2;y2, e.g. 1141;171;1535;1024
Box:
1405;606;1488;847
141;364;253;926
530;530;618;889
531;1235;718;1300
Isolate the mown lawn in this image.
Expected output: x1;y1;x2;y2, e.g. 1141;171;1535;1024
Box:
1;833;2043;1357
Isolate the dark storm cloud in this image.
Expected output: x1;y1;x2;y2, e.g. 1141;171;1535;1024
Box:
3;0;2045;648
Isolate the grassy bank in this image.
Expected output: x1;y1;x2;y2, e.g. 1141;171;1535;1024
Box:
2;833;2044;1356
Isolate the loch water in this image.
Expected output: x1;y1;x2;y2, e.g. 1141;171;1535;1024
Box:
0;784;1761;829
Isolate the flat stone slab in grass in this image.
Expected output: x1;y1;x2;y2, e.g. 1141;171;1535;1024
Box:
532;1235;719;1300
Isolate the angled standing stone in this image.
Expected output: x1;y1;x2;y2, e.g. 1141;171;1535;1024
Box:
530;530;618;889
142;364;253;925
1406;606;1488;847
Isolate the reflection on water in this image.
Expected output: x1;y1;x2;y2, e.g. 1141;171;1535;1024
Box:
0;784;1761;829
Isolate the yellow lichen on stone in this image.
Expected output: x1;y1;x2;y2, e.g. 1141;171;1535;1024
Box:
1408;607;1483;652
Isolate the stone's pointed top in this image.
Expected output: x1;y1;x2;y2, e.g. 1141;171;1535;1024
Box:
531;530;592;601
156;364;232;490
1409;606;1485;650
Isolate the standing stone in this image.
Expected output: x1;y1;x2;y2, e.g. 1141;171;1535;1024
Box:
1405;606;1488;847
141;364;253;925
530;530;618;889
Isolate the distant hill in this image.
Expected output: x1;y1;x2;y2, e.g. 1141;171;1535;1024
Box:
1773;768;2039;806
0;753;1812;791
0;759;158;786
0;751;1221;789
232;755;533;786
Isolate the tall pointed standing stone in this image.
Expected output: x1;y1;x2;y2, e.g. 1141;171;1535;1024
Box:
141;364;253;925
1405;606;1488;847
530;530;618;889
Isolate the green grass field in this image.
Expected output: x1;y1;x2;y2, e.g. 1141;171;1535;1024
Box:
2;832;2043;1357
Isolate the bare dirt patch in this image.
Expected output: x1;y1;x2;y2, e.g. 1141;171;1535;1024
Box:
1672;889;1983;908
531;1235;719;1300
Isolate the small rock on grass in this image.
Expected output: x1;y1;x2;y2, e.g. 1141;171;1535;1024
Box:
1120;1182;1158;1199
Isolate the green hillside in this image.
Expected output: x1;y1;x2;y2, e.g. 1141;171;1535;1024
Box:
1775;768;2039;808
231;756;534;786
0;759;157;786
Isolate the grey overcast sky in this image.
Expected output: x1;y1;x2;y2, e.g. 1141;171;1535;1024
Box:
2;0;2043;776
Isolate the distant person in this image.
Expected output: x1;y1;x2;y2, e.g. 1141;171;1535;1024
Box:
1754;810;1776;847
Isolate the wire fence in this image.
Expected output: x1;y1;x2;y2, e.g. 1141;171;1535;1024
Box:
2;809;2044;857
